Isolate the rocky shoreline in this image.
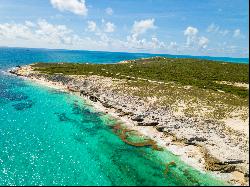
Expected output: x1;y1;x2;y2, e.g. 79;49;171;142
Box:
9;65;249;185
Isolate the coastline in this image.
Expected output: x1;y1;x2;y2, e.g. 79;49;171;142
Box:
8;65;249;185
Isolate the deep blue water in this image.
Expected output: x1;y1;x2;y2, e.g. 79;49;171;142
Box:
0;47;248;71
0;47;240;185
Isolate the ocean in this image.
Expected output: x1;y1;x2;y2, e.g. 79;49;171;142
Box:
1;47;247;185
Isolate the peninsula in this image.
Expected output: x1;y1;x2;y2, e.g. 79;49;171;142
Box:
9;57;249;185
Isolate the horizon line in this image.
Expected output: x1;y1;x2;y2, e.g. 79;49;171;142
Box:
0;45;249;60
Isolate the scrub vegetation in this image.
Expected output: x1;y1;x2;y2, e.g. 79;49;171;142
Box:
32;57;248;98
32;57;249;120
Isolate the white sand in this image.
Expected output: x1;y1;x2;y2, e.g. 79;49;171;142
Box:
223;117;249;137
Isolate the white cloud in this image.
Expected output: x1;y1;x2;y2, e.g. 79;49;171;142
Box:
2;19;246;57
198;36;209;49
168;41;178;50
87;21;97;32
121;19;165;51
184;26;199;46
233;29;241;38
86;19;115;36
78;28;166;53
0;20;78;47
219;30;229;36
206;23;219;33
184;26;209;49
50;0;88;16
25;21;35;27
104;22;115;33
184;26;198;36
36;19;74;44
105;7;113;15
0;23;35;40
84;19;116;49
87;20;115;33
132;19;156;37
151;37;166;49
125;33;165;51
206;23;229;36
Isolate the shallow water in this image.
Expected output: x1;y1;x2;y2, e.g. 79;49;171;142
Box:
0;47;233;185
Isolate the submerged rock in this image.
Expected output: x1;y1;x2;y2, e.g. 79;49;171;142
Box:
12;100;33;111
1;91;29;102
55;112;71;122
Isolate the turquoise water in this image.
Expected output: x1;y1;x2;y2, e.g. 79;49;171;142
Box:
0;47;237;185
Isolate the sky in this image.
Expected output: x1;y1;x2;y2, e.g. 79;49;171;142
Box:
0;0;249;57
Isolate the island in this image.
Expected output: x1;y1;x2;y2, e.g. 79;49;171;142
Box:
9;57;249;185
